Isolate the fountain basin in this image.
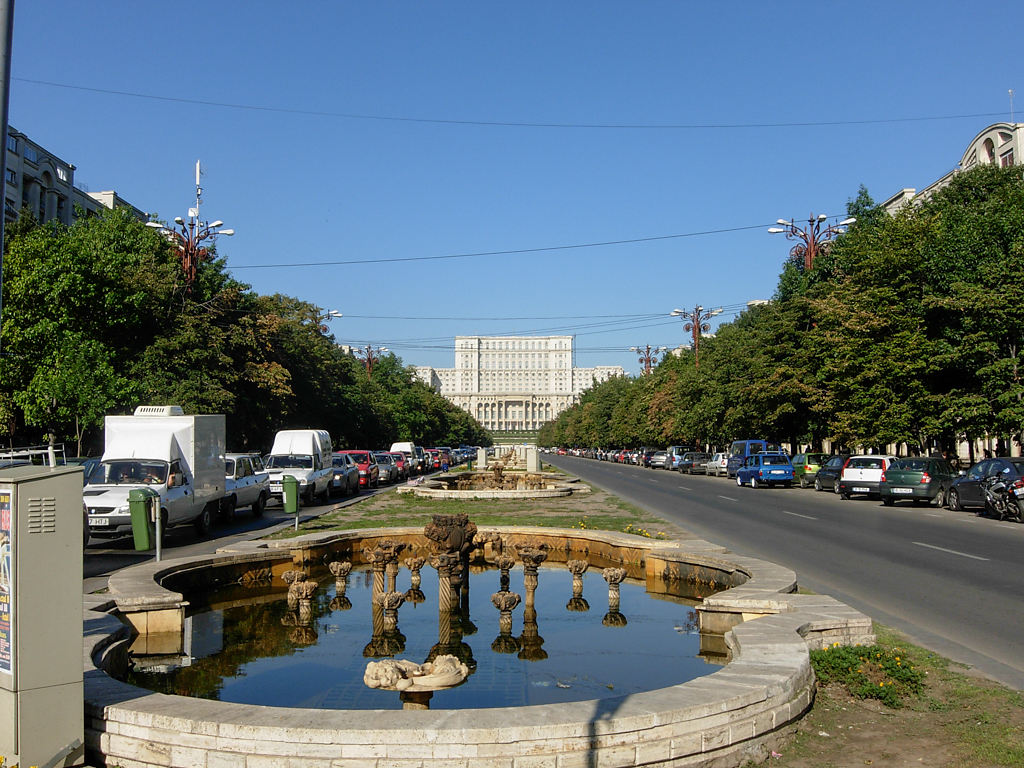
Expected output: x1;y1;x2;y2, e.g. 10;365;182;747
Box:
84;527;874;767
400;470;589;500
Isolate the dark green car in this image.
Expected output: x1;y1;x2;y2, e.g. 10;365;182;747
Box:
878;457;956;507
791;452;829;488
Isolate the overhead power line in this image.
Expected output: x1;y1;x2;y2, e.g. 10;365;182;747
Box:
15;78;1005;130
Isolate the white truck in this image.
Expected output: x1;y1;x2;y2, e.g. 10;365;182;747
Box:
84;406;226;537
265;429;333;505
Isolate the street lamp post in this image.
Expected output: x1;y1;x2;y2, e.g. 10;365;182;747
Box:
146;160;234;294
314;308;343;334
670;306;722;368
355;344;389;379
629;345;667;375
767;213;855;272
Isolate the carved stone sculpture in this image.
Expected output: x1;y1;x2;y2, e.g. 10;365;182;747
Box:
363;654;470;692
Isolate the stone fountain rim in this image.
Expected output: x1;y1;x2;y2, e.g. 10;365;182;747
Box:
85;526;874;766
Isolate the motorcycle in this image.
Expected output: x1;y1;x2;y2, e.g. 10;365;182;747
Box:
980;471;1023;522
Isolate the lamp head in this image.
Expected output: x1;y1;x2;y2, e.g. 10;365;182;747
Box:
840;217;856;226
209;220;224;228
174;216;184;225
767;227;785;233
776;218;789;225
218;229;235;236
817;213;827;221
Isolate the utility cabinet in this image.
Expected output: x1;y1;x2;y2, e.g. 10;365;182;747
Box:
0;465;84;767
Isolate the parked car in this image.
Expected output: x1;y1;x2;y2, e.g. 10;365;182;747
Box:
791;452;830;489
735;453;794;488
726;439;784;478
425;449;441;471
666;445;692;471
389;451;410;481
223;453;270;518
330;452;360;496
879;456;957;507
813;455;851;493
947;457;1024;512
374;452;401;484
648;450;671;469
705;452;729;477
677;452;710;474
838;455;897;499
337;450;380;489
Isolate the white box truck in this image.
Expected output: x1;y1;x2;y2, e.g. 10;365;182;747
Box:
265;429;333;505
84;406;226;536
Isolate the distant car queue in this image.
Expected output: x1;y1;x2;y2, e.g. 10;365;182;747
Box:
546;442;1024;521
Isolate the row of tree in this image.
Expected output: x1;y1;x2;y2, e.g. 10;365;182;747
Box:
0;208;491;455
540;164;1024;461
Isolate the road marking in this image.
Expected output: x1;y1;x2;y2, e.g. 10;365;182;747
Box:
782;510;817;520
912;542;989;561
718;495;739;502
925;513;942;518
679;485;692;491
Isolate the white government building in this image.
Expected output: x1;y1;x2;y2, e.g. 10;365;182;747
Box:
415;335;624;432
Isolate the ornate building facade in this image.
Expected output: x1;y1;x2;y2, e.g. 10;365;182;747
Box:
415;335;624;432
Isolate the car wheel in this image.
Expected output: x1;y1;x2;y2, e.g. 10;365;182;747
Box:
882;497;894;506
799;476;808;489
736;475;743;487
814;477;823;492
194;505;212;534
833;479;841;494
948;488;962;511
930;487;946;508
750;476;759;489
252;492;266;517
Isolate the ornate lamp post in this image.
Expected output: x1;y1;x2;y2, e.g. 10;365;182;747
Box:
314;308;343;333
146;161;234;294
356;344;390;379
670;306;722;368
629;345;666;375
767;213;855;272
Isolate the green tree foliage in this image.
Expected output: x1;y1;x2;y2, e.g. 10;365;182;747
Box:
541;166;1024;455
0;209;488;453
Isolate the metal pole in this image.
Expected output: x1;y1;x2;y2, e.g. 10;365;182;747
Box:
151;497;162;562
0;0;15;354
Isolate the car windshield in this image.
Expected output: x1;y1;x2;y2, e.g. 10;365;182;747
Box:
892;459;930;471
807;454;828;464
375;454;392;464
225;459;236;475
762;455;790;466
266;454;313;469
851;458;884;469
90;460;168;485
347;452;371;463
332;456;349;468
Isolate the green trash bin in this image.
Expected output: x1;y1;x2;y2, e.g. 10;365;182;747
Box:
128;487;159;551
282;474;299;515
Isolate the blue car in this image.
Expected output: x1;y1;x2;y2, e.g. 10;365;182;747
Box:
735;453;795;488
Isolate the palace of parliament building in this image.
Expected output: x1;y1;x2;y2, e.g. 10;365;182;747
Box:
415;335;624;432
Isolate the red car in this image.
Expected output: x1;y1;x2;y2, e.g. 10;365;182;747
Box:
388;452;410;480
336;450;379;488
425;449;441;471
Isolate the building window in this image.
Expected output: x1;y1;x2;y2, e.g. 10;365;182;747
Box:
5;168;15;186
56;166;69;182
24;146;40;164
6;135;16;153
1001;149;1015;167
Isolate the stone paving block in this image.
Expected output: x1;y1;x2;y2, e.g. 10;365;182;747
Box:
207;753;246;768
168;744;207;768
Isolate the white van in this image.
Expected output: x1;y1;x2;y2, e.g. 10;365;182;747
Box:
266;429;333;504
390;441;425;474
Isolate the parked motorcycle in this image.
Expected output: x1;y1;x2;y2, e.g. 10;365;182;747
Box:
980;471;1023;522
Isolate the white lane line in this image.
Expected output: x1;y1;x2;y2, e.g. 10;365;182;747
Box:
679;485;693;491
718;495;739;502
925;513;942;518
912;542;989;561
782;510;817;520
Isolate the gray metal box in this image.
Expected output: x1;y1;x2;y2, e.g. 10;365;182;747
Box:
0;465;84;767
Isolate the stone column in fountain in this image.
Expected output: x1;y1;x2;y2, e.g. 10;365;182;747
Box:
496;553;516;592
363;545;389;603
602;567;628;627
376;590;405;632
490;590;522;654
404;556;426;604
516;544;548;610
329;560;352;595
431;553;459;617
566;559;590;612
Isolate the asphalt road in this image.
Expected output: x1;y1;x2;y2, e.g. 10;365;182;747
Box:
546;454;1024;690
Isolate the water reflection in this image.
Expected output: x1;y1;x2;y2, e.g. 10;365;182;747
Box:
127;560;715;710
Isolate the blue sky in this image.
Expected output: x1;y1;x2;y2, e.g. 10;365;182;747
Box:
11;2;1022;373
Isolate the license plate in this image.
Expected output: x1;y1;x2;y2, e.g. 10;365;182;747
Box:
892;488;913;494
853;486;870;493
270;483;282;491
771;470;785;474
90;516;110;526
1015;488;1024;497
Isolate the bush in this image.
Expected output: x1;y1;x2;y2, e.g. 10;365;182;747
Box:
810;642;924;707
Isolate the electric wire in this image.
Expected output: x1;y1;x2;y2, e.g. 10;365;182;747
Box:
15;78;1005;130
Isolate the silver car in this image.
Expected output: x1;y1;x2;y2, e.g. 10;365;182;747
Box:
374;452;401;484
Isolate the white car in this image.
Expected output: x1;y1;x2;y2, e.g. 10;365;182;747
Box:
223;453;270;518
705;452;729;476
837;455;897;499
